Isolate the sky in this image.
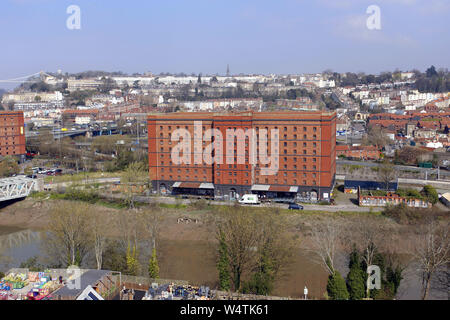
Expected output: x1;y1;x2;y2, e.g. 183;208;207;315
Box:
0;0;449;88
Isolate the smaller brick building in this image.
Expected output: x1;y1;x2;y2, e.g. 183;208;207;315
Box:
358;187;431;208
0;111;26;158
336;145;381;160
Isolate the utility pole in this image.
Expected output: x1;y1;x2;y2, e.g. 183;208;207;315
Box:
136;119;140;161
437;163;440;180
58;122;62;166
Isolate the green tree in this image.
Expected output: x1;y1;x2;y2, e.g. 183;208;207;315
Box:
115;149;135;170
20;256;44;272
217;231;231;291
126;243;140;276
216;207;293;292
346;264;366;300
386;264;403;298
24;165;34;176
421;185;439;204
148;247;159;279
102;241;128;273
242;246;275;296
346;246;366;300
426;65;438;78
0;156;20;177
327;271;349;300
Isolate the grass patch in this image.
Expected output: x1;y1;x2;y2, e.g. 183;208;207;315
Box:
31;189;142;209
44;171;121;184
159;203;187;209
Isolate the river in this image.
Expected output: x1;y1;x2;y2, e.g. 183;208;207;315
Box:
0;226;446;299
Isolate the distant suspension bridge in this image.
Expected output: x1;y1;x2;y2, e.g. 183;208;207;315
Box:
0;71;52;84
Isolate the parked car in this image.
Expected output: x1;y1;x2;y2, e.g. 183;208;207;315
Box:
32;167;42;174
46;169;62;176
288;203;304;210
26;174;38;179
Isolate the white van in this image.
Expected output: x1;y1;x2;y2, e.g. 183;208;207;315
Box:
238;194;260;205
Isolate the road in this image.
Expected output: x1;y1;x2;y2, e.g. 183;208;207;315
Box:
41;173;449;212
103;193;375;212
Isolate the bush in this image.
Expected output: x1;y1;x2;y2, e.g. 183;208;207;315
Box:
382;203;420;224
421;185;439;204
396;188;424;200
57;188;100;204
241;271;274;296
190;198;209;210
382;203;446;224
406;189;423;200
19;256;44;272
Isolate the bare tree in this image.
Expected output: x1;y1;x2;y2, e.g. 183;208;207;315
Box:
91;211;109;270
432;265;449;299
309;218;344;275
378;161;397;190
363;125;389;148
216;207;294;292
115;209;142;251
121;162;149;209
140;206;164;250
216;207;260;291
44;202;92;267
413;220;449;300
114;209;144;275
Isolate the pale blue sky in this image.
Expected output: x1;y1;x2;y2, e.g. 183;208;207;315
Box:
0;0;449;87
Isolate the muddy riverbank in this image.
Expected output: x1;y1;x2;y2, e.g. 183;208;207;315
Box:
0;198;447;299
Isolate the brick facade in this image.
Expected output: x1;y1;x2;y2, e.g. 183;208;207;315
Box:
0;111;26;157
148;111;336;201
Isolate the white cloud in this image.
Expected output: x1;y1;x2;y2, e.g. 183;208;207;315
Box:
329;13;417;47
318;0;449;15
